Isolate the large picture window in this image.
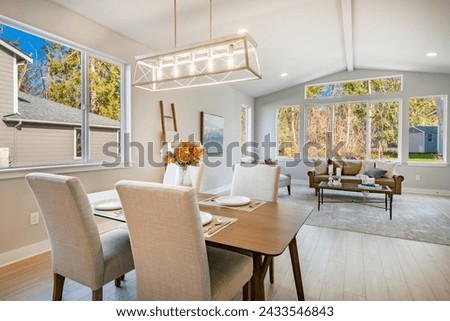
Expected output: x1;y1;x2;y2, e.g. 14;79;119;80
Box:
409;96;447;163
306;101;399;161
305;75;402;99
277;106;300;158
0;20;125;169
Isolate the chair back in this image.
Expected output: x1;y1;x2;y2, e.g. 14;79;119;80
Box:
115;180;211;300
25;173;104;288
231;163;281;202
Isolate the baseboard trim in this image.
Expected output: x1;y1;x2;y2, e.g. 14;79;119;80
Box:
402;187;450;196
0;220;122;268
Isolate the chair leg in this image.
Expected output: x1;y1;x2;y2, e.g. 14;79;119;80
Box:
242;280;251;301
269;260;275;284
287;185;291;195
92;288;103;301
115;275;124;287
52;273;65;301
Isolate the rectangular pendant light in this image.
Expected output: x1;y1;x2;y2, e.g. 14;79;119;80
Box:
133;33;261;91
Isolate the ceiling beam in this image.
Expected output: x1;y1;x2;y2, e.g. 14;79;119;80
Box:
341;0;354;71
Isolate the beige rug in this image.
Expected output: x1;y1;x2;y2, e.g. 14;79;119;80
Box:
278;184;450;246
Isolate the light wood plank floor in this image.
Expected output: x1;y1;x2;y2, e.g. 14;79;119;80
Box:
1;224;449;301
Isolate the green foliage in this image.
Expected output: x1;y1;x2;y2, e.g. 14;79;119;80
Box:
18;40;120;121
278;107;300;157
305;76;401;99
89;57;121;121
409;98;438;126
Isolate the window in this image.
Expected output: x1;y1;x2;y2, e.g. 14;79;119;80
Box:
409;95;447;163
306;100;399;160
369;101;399;160
277;106;300;158
0;19;126;169
74;128;81;159
241;106;248;146
305;75;402;99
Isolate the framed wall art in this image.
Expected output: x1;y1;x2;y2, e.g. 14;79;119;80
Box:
200;112;224;155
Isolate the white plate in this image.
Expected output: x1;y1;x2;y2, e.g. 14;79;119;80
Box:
200;211;213;225
94;199;122;211
215;195;251;207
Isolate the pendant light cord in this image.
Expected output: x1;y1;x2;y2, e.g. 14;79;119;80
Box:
209;0;212;40
174;0;177;48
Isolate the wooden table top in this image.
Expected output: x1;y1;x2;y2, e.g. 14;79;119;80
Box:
197;194;313;256
89;190;313;257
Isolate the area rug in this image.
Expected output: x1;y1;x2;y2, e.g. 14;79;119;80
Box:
279;185;450;246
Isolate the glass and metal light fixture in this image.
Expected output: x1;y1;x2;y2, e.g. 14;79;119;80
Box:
133;0;261;91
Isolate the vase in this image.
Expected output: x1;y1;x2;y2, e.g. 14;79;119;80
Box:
175;165;188;186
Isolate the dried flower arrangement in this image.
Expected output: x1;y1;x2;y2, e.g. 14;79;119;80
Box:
164;141;204;166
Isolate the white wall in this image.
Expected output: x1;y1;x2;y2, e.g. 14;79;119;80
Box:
0;0;253;261
255;69;450;193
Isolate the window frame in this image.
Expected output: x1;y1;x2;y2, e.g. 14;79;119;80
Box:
408;94;448;165
305;99;401;161
304;75;403;100
276;106;301;159
0;16;130;177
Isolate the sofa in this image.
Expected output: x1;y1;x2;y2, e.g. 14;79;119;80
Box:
307;159;404;195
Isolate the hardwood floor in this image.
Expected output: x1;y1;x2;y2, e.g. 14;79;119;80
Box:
1;224;449;301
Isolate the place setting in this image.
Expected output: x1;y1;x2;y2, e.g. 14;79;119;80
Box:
91;199;125;221
200;211;237;238
198;195;266;212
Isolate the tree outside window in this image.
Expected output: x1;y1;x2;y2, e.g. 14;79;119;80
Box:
409;96;446;163
277;107;300;158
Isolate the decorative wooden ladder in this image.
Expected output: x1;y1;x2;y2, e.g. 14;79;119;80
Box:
159;100;178;143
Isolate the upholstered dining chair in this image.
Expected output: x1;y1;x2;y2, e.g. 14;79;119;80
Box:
116;180;253;300
231;163;281;202
25;173;134;301
230;163;280;283
163;162;205;192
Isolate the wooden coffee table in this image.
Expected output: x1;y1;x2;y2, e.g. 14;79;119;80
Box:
317;181;394;220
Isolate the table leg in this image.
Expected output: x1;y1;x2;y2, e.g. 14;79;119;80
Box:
318;189;321;211
385;193;387;211
251;253;264;301
389;193;393;220
288;236;305;301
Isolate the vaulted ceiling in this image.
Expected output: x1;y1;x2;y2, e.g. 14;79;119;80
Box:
51;0;450;97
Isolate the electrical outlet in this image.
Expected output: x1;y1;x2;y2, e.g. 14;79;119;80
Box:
415;174;421;181
30;212;40;225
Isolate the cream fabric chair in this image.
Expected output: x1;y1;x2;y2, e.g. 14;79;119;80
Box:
230;163;281;283
25;173;134;301
163;162;205;192
115;180;253;301
231;163;281;202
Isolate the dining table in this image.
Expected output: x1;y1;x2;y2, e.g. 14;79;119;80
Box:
88;189;313;301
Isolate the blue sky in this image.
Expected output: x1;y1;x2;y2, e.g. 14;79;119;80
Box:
0;24;46;62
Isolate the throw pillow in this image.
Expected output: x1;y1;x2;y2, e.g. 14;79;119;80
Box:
364;167;387;179
342;160;362;176
358;160;375;175
313;159;327;175
375;161;397;178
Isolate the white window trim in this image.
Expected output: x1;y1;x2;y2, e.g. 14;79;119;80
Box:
407;94;448;166
304;74;403;100
0;16;131;174
74;128;81;160
305;99;401;162
276;106;301;160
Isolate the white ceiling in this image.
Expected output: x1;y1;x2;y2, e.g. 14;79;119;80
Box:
51;0;450;98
